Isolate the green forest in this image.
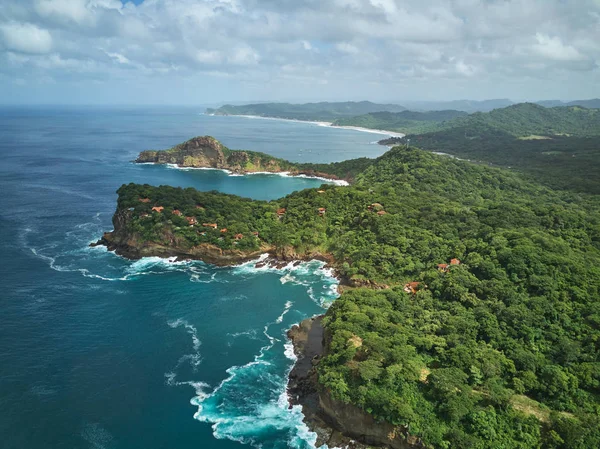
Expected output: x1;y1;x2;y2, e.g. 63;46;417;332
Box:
205;101;406;121
332;110;468;134
340;103;600;138
383;130;600;195
113;145;600;448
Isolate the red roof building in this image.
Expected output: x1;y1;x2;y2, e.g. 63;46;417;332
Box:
403;282;421;295
151;206;164;213
172;209;182;216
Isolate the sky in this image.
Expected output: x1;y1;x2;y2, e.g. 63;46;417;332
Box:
0;0;599;105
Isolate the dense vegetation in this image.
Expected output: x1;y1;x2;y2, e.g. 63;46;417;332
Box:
332;110;468;134
342;103;600;138
384;130;600;195
205;101;406;121
537;99;600;109
402;99;514;113
114;146;600;448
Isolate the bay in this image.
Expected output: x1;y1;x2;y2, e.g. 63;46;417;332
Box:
0;106;388;449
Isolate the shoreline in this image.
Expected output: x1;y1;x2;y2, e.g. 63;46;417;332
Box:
161;163;350;186
91;235;346;283
205;113;405;138
286;317;422;449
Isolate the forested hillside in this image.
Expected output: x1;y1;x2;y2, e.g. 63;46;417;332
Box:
205;101;406;121
384;130;600;195
332;110;467;133
108;146;600;448
439;103;600;137
345;103;600;138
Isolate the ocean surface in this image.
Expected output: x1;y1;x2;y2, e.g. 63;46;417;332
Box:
0;106;389;449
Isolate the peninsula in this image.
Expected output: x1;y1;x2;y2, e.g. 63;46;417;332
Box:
135;135;370;183
97;137;600;448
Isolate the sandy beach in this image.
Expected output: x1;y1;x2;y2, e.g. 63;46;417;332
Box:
205;113;405;138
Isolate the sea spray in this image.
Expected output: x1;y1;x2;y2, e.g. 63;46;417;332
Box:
183;260;339;449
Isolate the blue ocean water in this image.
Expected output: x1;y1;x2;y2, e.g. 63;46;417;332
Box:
0;106;388;449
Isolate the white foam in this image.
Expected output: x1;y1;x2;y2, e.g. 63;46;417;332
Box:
145;160;348;186
275;301;293;324
283;341;297;361
165;163;233;174
168;318;201;351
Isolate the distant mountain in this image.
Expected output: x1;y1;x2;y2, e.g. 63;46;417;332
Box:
332;109;468;133
400;99;514;113
205;101;406;122
537;99;600;109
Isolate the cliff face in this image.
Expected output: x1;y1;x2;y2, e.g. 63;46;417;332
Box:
136;136;228;168
288;317;426;449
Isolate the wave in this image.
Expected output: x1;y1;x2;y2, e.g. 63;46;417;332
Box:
188;300;321;449
165;318;204;389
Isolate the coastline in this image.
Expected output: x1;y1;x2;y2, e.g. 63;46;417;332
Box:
161;163;350;186
287;317;423;449
205;113;405;138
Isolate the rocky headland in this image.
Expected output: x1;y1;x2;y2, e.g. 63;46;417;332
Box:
287;317;427;449
135;136;346;182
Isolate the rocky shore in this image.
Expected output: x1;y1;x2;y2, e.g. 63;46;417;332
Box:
287;317;426;449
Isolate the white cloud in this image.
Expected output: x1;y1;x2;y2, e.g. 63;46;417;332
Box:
194;49;222;65
0;22;53;54
105;51;130;64
533;33;585;61
228;46;259;65
0;0;598;103
35;0;92;25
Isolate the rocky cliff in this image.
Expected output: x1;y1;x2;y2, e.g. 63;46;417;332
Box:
288;317;427;449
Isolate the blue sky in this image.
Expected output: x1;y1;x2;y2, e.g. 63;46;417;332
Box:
0;0;598;105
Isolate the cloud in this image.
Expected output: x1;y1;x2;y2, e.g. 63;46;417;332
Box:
0;0;598;103
0;22;53;54
533;33;585;61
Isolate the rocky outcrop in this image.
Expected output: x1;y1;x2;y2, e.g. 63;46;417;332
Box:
136;136;228;168
288;317;427;449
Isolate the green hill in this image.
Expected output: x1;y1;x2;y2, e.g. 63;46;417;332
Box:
205;101;406;122
538;99;600;109
332;109;468;133
103;143;600;449
438;103;600;138
350;103;600;138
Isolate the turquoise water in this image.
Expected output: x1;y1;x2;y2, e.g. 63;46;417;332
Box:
0;106;388;449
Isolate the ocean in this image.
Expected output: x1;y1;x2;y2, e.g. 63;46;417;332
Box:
0;106;389;449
